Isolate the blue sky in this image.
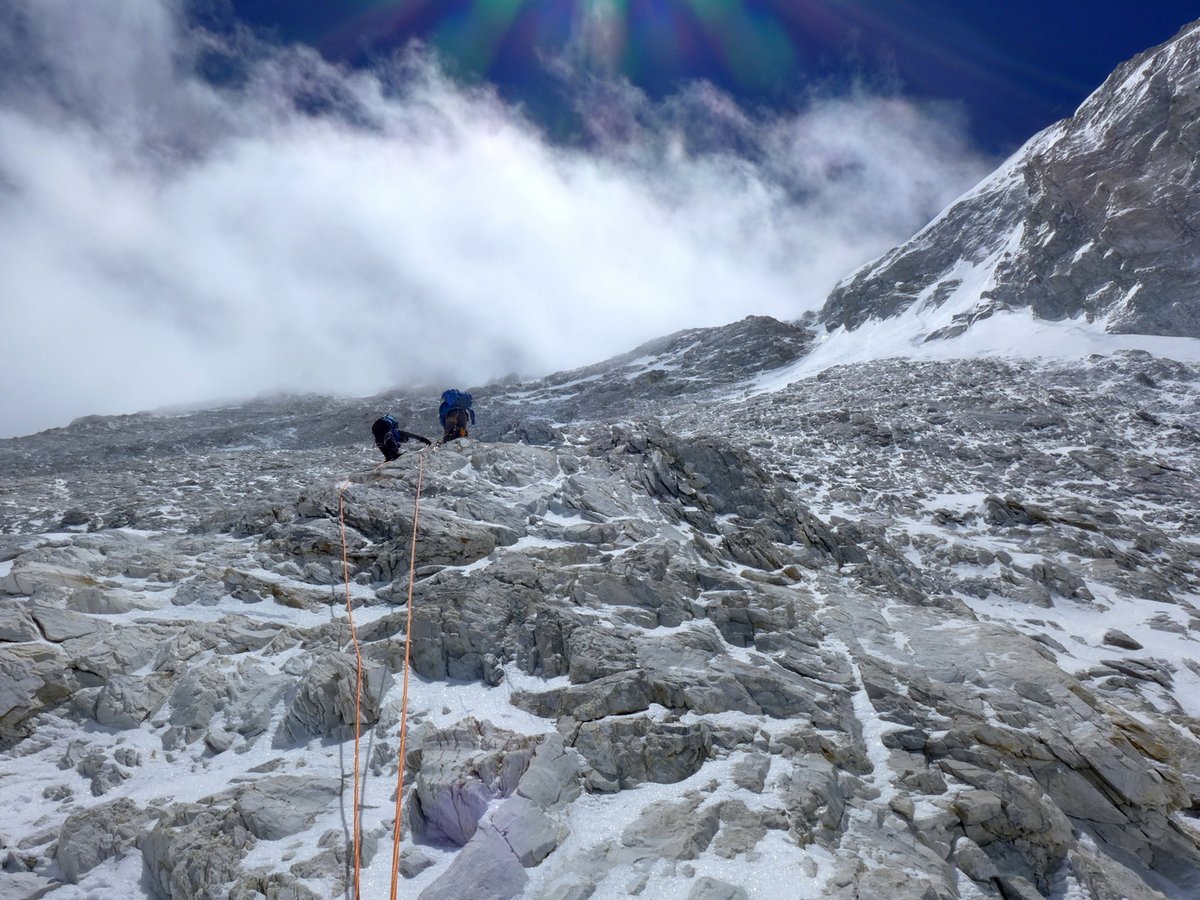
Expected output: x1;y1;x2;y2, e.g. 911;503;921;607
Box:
210;0;1200;154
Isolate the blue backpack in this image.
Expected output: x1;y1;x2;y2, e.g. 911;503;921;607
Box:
439;390;474;426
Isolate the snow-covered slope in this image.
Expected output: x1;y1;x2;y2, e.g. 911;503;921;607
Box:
819;19;1200;344
2;337;1200;899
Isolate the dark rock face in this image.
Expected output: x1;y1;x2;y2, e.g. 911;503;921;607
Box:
821;20;1200;340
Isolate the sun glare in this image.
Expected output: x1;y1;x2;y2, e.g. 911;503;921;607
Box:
324;0;811;91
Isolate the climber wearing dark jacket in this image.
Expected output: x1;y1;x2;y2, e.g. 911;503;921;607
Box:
371;415;431;461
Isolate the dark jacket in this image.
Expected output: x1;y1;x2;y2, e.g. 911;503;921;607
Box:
372;416;431;461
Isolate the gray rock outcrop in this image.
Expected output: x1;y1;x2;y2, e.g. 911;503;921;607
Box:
278;652;391;744
142;776;339;899
1;317;1200;899
56;798;153;883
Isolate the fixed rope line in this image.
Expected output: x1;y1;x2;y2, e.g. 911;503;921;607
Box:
337;441;444;897
389;446;429;899
336;480;366;900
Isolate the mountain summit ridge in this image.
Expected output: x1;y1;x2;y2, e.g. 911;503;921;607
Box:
819;18;1200;343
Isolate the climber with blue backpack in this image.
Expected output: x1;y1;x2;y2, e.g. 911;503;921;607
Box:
371;415;432;461
438;389;475;443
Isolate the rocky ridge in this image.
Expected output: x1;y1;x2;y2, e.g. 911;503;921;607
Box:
819;19;1200;342
2;327;1200;898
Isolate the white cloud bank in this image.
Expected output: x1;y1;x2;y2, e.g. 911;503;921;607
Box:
0;0;992;437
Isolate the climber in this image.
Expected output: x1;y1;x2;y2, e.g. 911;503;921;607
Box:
438;389;475;443
371;415;431;461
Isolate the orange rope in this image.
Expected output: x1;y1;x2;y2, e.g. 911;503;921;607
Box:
389;449;428;898
337;482;365;899
337;444;434;898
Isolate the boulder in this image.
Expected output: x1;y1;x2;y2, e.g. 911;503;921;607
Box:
387;566;546;684
416;823;527;900
0;645;74;748
1102;629;1144;651
0;603;40;642
710;799;786;859
573;717;712;791
490;795;563;866
0;873;58;898
514;733;582;811
72;624;172;680
1;561;98;596
688;877;749;900
67;586;143;615
779;756;847;848
29;603;109;642
223;660;289;740
142;802;254;900
56;798;152;883
228;872;323;900
93;674;172;730
168;666;232;735
408;719;537;847
371;509;505;574
953;836;1000;883
278;652;391;744
951;789;1004;827
236;776;340;840
73;747;134;797
731;753;772;793
621;792;720;861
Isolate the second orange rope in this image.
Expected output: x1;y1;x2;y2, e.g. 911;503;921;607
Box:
338;444;432;899
337;482;366;899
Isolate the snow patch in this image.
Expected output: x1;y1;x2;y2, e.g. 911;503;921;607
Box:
750;309;1200;398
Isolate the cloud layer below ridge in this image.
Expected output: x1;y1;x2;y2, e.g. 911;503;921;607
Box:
0;0;992;437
